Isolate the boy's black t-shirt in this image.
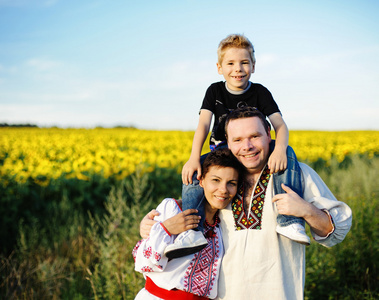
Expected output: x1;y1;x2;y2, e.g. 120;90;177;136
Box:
200;81;280;147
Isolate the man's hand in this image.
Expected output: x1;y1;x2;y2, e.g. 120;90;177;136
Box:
272;184;308;217
139;209;201;238
272;184;334;237
140;209;160;239
162;209;201;235
268;147;287;174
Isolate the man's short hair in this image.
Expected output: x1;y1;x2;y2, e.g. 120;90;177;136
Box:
224;106;271;139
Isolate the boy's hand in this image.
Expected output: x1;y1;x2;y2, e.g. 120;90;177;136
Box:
268;147;287;174
140;209;160;239
182;158;202;185
162;209;200;235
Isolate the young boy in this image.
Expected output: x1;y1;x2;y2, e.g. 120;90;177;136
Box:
165;34;310;259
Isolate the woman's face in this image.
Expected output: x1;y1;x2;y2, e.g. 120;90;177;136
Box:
200;166;239;211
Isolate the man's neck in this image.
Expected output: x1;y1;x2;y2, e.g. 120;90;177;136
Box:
243;168;266;210
245;172;261;189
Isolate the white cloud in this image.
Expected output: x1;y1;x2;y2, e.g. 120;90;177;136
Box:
26;58;62;71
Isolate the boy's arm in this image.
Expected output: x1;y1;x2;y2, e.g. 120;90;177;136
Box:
182;109;213;185
267;112;289;174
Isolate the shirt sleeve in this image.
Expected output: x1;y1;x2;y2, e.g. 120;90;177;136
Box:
133;198;181;273
254;83;280;117
300;163;353;248
200;83;218;113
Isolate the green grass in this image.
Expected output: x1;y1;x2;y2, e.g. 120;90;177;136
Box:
0;155;378;299
304;154;379;300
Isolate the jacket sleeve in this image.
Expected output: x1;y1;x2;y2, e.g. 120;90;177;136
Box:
300;163;353;248
133;198;180;273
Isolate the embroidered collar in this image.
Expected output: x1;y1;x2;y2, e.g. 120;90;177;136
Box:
232;165;271;230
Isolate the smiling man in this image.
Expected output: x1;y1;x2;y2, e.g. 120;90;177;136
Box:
216;106;352;299
139;106;352;300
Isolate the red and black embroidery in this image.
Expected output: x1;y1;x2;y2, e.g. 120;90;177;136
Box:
154;251;162;262
232;166;271;230
141;266;153;272
183;215;221;297
143;246;152;258
132;240;143;262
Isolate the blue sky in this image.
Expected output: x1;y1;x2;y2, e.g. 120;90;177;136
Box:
1;0;378;130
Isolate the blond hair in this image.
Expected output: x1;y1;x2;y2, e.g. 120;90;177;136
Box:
217;34;256;65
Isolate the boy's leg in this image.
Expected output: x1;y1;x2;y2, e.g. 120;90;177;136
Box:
273;144;302;195
164;153;209;259
273;143;304;226
181;149;212;231
182;172;206;232
271;141;310;245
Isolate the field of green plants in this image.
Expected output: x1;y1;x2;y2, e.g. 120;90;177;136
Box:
0;128;378;299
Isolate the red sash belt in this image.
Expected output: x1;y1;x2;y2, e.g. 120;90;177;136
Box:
145;276;208;300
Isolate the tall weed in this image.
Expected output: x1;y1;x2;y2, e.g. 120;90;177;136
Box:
305;155;379;299
85;166;154;300
0;211;91;299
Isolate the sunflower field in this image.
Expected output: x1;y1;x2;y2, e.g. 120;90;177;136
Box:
1;128;378;186
1;127;379;299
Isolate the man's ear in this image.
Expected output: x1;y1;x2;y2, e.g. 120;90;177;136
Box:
199;178;204;188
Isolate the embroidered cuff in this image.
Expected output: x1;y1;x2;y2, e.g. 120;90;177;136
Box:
159;222;171;237
313;209;335;241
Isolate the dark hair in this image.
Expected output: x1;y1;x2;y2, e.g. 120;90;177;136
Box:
224;106;271;139
201;148;244;186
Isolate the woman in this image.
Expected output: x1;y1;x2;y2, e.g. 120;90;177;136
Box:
133;148;243;299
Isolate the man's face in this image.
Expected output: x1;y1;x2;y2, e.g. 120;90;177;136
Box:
226;117;271;174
